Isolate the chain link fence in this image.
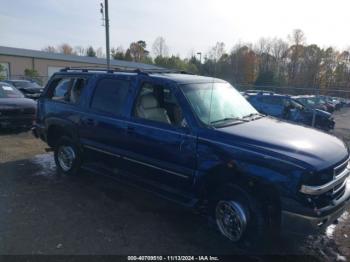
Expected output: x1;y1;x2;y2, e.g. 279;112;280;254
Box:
236;84;350;99
6;74;49;86
6;73;350;100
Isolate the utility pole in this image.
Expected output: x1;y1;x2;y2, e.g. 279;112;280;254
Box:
196;52;202;63
105;0;110;69
100;0;110;69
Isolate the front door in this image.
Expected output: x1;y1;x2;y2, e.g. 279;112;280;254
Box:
124;80;197;192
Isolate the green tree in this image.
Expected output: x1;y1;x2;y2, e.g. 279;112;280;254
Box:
154;55;198;73
86;46;96;57
0;64;5;80
24;69;42;85
255;70;275;86
111;46;125;60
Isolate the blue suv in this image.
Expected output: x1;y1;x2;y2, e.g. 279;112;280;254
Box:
33;68;350;244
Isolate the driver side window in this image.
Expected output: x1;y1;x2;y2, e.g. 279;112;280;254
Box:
133;83;186;127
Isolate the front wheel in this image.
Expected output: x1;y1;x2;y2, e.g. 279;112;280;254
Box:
54;136;82;176
211;185;268;246
215;200;248;242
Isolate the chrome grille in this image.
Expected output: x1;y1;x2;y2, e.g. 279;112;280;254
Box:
334;157;350;178
300;157;350;208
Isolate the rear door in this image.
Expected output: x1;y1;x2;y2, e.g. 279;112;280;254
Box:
79;75;134;166
41;75;88;135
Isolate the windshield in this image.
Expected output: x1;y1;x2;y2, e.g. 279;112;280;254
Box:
290;99;304;110
0;84;24;98
12;81;42;89
181;82;258;126
305;98;316;105
315;97;326;104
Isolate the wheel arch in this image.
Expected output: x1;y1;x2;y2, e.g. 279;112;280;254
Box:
197;163;282;224
46;118;79;148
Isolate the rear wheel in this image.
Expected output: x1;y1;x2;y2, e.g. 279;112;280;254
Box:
54;136;82;176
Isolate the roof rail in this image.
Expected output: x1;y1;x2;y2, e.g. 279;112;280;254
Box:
60;66;138;74
59;67;191;75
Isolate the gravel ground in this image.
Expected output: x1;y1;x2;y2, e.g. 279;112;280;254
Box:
0;108;349;260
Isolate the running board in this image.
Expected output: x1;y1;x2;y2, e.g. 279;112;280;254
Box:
81;162;199;209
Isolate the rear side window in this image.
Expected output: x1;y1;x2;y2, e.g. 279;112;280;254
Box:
50;77;86;104
90;78;130;116
52;79;71;101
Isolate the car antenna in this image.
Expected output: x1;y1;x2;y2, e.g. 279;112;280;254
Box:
208;56;217;126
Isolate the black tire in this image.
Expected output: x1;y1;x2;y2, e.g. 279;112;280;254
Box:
210;184;268;247
54;136;82;176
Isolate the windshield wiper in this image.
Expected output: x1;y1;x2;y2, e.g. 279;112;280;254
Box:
242;113;265;120
210;117;248;125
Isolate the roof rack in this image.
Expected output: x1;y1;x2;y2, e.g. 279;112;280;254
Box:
60;66;191;75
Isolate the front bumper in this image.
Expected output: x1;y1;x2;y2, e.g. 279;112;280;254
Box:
281;178;350;235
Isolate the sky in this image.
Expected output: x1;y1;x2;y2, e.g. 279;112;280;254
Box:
1;0;350;58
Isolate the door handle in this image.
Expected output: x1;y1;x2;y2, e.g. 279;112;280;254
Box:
82;118;97;126
126;126;135;134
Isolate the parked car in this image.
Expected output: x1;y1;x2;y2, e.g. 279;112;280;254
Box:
315;96;337;113
293;95;329;112
4;80;44;99
33;68;350;244
246;93;335;131
0;81;36;130
339;97;350;107
321;96;342;111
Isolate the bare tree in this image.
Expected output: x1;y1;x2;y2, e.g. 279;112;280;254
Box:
96;47;105;58
209;42;225;61
74;46;86;56
288;29;306;47
271;38;289;61
255;38;274;73
255;37;272;55
287;29;306;85
152;36;169;57
42;46;56;53
271;38;289;84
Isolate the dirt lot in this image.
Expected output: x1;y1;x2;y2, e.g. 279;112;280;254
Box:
0;108;349;260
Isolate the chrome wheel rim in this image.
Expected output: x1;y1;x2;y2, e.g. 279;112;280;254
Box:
216;200;247;242
57;146;76;172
